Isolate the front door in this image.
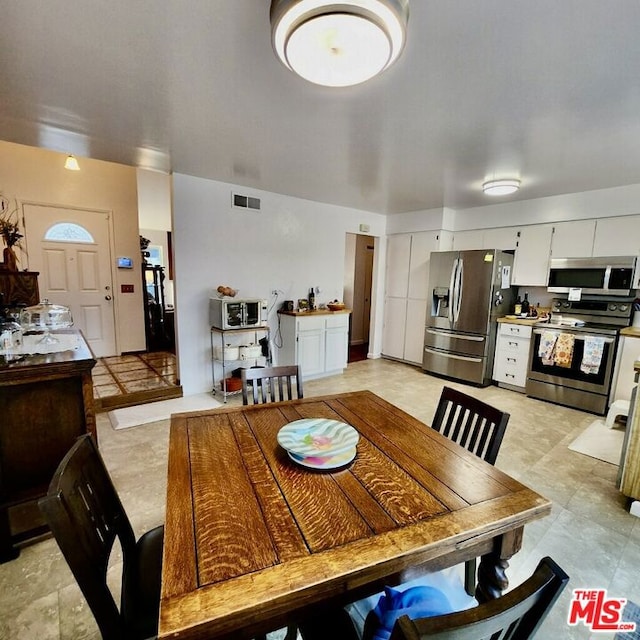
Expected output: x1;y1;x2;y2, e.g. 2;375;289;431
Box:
22;203;117;357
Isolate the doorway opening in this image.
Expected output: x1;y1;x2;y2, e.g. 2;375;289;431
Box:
344;233;375;363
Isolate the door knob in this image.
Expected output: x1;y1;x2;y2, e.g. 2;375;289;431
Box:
105;295;112;301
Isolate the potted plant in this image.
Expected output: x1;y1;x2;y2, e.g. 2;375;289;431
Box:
0;195;23;271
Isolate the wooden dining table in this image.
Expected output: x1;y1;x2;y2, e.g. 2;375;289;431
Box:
159;390;551;640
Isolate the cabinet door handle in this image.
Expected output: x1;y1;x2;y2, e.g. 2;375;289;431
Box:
508;341;518;347
507;357;516;362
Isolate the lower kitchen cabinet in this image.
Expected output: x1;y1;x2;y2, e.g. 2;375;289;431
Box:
277;310;350;380
493;322;533;390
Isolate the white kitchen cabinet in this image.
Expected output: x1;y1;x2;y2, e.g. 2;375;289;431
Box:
385;234;411;297
277;312;350;380
611;333;640;403
512;224;554;286
382;231;442;364
593;215;640;257
551;220;596;257
452;229;484;250
493;322;533;390
482;227;519;250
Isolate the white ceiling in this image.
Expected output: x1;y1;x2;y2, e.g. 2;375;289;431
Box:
2;1;640;214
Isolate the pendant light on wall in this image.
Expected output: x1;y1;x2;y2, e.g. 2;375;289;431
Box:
270;0;409;87
64;155;80;171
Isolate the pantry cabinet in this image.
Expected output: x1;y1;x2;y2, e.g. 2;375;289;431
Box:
277;310;350;380
382;231;448;365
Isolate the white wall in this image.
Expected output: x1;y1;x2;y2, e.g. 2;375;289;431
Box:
172;174;386;395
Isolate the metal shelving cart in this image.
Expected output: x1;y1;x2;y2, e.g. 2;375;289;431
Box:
210;326;270;402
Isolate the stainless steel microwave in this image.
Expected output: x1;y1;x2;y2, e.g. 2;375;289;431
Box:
547;256;637;295
209;298;268;330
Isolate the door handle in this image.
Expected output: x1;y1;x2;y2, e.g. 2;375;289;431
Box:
105;295;112;301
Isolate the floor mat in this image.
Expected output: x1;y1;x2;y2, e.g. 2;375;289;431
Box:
568;419;625;465
108;393;222;429
615;600;640;639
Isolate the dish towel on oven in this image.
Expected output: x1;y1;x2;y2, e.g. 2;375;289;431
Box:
581;336;605;374
553;333;575;368
538;331;558;365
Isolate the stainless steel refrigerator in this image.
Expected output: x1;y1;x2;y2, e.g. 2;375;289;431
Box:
422;249;514;386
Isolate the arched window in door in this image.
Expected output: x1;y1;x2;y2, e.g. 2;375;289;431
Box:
44;222;95;243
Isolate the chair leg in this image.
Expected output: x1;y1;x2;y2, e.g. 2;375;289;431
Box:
464;558;477;597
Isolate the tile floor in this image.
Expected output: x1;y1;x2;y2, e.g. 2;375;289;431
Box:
1;357;639;639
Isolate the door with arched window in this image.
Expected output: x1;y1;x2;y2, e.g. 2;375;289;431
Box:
22;204;117;357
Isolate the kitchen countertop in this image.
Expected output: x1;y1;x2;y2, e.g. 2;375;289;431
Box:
278;308;351;316
621;326;640;338
498;315;549;326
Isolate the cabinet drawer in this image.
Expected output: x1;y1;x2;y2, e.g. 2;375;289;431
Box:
296;316;326;331
326;314;349;329
498;322;533;338
494;359;527;388
498;336;530;354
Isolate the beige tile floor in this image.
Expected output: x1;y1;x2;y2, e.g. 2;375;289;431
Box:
1;357;639;639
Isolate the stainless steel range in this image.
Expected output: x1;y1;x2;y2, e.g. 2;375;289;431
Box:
526;296;634;415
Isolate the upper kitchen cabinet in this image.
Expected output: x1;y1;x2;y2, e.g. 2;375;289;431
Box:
593;215;640;256
452;229;483;250
482;227;519;250
550;220;596;257
512;224;554;286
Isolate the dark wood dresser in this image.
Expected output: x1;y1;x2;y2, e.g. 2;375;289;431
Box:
0;329;96;562
0;270;40;306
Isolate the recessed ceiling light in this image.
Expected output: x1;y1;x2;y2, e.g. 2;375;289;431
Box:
270;0;409;87
483;179;520;196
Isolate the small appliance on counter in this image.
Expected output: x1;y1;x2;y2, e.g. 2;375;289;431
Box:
209;298;268;330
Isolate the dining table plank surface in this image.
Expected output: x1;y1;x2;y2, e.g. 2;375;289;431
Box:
159;390;551;640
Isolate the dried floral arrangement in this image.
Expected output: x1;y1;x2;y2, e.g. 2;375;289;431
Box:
0;194;23;249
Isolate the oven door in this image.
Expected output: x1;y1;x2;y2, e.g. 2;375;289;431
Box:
528;327;616;394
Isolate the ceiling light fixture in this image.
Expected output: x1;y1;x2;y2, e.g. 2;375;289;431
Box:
483;179;520;196
64;154;80;171
270;0;409;87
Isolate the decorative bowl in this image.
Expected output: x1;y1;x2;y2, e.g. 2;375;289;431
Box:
327;302;346;311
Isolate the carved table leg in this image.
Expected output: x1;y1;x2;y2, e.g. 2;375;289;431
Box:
475;527;524;603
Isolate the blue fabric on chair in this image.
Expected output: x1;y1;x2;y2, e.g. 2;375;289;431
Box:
369;584;454;640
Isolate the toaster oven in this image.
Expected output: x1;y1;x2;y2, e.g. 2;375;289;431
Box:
209;298;268;330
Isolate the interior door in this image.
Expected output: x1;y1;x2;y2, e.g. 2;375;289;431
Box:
22;204;117;357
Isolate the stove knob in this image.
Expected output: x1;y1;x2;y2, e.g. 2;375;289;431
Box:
563;302;571;308
609;304;618;311
619;304;628;312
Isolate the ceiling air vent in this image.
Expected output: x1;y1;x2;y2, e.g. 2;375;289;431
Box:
232;192;261;211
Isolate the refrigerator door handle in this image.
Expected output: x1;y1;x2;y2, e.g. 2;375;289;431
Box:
448;259;458;323
453;258;463;323
424;347;483;363
426;329;485;342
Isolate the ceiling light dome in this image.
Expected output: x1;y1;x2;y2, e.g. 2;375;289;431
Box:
483;179;520;196
270;0;409;87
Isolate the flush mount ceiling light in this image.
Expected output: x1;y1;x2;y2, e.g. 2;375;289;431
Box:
482;179;520;196
270;0;409;87
64;154;80;171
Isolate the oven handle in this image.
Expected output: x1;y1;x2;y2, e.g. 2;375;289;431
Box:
532;328;615;343
424;347;483;363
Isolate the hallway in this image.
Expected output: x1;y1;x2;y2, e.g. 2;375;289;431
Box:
92;351;182;412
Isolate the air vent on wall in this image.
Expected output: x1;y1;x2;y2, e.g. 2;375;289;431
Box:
232;192;261;211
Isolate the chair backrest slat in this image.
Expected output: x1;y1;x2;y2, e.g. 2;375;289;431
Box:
431;386;509;465
389;557;569;640
241;365;303;405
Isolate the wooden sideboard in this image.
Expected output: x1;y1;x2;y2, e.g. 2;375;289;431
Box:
0;270;40;306
0;329;96;562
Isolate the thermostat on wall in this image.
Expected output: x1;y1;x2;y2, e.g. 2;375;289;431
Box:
117;256;133;269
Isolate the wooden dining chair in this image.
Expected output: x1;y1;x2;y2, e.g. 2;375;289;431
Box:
39;434;164;640
241;364;303;404
387;556;569;640
298;557;568;640
431;386;510;596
